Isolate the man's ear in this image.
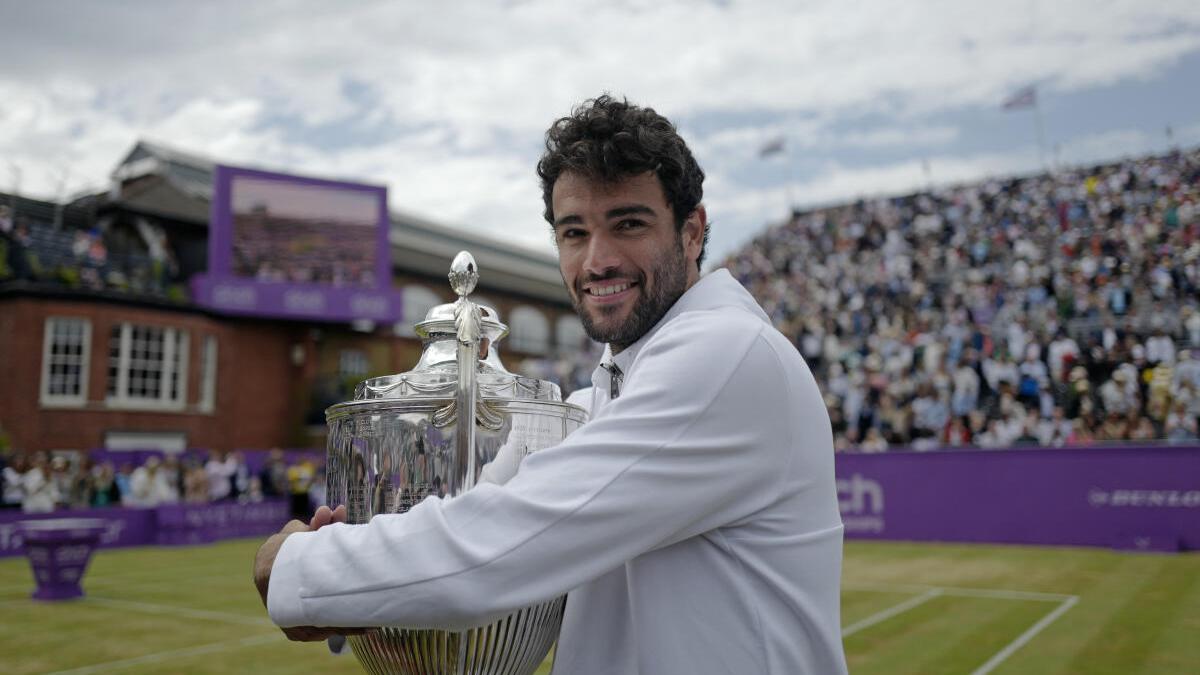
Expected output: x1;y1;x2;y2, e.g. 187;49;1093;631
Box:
683;205;706;267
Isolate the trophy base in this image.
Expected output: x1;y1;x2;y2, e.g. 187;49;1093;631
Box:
348;596;564;675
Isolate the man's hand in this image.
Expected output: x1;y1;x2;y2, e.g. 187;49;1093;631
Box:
254;505;368;641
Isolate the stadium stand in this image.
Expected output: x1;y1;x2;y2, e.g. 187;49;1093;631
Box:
718;147;1200;451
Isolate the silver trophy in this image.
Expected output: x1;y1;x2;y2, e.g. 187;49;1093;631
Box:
325;251;587;674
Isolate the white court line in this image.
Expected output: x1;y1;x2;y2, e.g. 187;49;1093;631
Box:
86;596;273;627
842;588;943;637
970;596;1079;675
844;581;1075;602
44;633;281;675
843;582;1082;673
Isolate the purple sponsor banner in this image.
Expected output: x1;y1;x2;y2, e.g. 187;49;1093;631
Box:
156;500;290;545
190;276;400;323
191;164;400;323
0;507;154;557
0;500;290;558
836;445;1200;552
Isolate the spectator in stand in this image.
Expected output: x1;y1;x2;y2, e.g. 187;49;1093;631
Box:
1038;406;1073;447
1129;416;1158;441
90;462;121;507
1099;370;1133;416
114;462;134;504
49;456;75;510
1046;330;1080;384
70;456;96;509
242;476;265;504
22;452;58;513
1065;419;1095;446
161;454;183;502
129;456;180;506
2;453;26;509
259;448;290;499
286;457;316;520
859;427;888;452
228;451;251;501
5;223;34;280
1166;402;1200;443
206;450;234;502
1145;323;1177;366
182;456;210;503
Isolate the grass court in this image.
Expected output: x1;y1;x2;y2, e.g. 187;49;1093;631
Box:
1;539;1196;674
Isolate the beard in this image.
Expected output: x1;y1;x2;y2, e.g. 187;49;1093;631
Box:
569;234;690;353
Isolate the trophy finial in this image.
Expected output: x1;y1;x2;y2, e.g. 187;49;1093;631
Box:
449;251;478;298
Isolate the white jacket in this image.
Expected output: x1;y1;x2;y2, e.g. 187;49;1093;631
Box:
269;269;847;674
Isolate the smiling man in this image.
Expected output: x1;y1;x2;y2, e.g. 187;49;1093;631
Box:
257;96;848;674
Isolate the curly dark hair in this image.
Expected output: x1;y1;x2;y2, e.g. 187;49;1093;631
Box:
537;95;709;269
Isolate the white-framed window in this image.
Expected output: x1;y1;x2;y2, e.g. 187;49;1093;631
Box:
393;285;444;337
40;317;92;407
556;314;591;353
509;305;550;354
198;335;217;413
339;349;369;379
106;323;189;410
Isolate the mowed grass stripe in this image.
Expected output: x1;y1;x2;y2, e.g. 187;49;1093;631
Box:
0;599;253;675
843;594;1056;675
987;551;1200;675
1144;561;1200;674
1063;554;1200;674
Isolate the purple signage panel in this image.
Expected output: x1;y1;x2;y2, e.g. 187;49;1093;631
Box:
191;165;400;323
835;446;1200;552
0;500;290;558
156;500;290;546
0;507;155;557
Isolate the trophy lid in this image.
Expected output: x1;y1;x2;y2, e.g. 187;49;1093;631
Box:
343;251;563;405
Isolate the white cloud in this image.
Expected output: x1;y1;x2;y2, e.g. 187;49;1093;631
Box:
0;0;1198;255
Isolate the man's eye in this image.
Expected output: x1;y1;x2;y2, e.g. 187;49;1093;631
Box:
559;228;586;240
616;219;645;231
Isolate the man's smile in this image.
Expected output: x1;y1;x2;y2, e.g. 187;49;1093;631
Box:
582;280;639;306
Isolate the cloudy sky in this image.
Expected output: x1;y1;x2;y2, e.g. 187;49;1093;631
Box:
3;0;1199;264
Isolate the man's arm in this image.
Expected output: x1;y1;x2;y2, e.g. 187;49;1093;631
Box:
266;313;805;630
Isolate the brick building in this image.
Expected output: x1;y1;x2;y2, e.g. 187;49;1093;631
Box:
0;141;588;456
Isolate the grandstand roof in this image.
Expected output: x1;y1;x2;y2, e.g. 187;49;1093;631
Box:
108;140;568;303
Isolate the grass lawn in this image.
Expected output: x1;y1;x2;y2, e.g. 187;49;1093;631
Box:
0;539;1196;674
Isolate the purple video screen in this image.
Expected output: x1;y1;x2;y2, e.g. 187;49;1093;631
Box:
191;165;400;323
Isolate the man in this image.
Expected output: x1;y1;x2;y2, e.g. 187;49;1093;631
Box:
255;95;847;674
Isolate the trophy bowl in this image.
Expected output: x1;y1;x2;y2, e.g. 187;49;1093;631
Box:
325;251;587;674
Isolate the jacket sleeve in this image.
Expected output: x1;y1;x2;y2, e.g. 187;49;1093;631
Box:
268;311;798;629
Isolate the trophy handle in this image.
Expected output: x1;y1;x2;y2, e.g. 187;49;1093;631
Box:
451;251;481;492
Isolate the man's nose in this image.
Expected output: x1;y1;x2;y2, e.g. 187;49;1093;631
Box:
582;233;622;276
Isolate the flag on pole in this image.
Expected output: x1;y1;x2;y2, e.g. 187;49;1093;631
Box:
758;136;786;157
1002;85;1037;111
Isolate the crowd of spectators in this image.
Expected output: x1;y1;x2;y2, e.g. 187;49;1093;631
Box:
718;147;1200;452
0;199;184;300
0;448;324;518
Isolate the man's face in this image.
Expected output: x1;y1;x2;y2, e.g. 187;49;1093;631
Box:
552;171;704;353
